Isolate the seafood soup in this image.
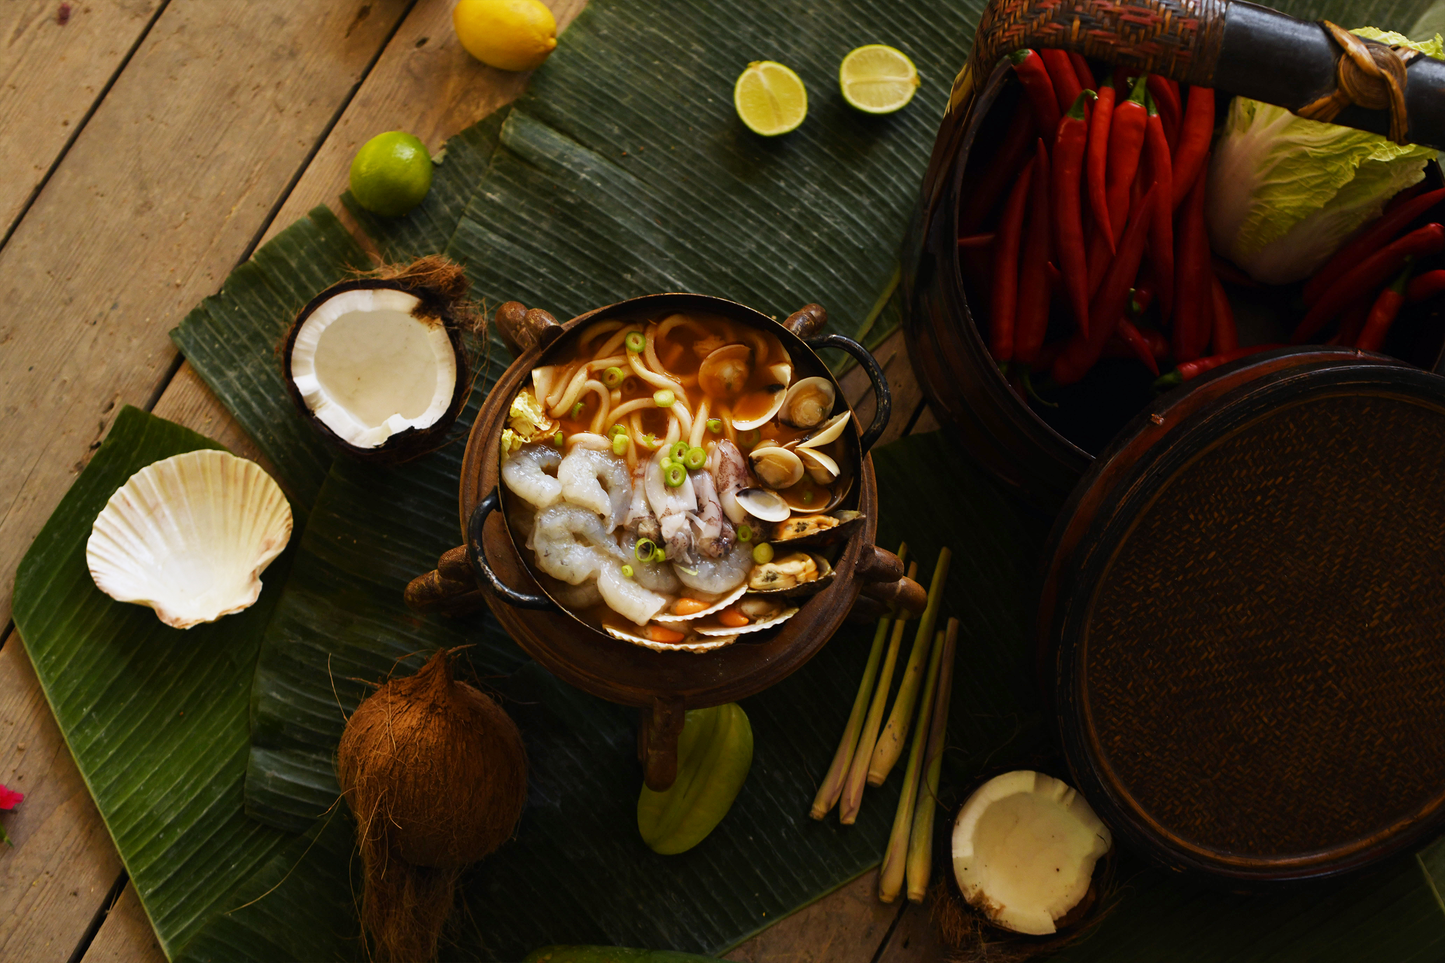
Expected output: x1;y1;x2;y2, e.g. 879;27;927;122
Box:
498;309;860;650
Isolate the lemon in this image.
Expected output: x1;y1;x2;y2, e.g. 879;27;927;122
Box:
453;0;557;72
349;131;433;218
839;44;920;114
734;61;808;136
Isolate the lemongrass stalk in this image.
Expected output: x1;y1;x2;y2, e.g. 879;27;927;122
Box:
879;627;946;903
811;544;909;819
906;617;959;902
838;560;918;824
869;547;952;784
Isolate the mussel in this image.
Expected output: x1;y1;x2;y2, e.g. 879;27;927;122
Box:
747;552;835;596
771;510;864;550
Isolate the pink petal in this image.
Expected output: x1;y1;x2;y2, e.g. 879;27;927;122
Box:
0;785;23;810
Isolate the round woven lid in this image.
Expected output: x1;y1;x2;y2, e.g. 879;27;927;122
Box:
1053;357;1445;881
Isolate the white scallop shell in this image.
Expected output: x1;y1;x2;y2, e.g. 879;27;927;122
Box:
653;583;748;623
605;623;740;653
694;606;799;636
86;450;293;629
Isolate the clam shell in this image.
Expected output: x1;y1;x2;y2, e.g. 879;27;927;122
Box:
798;411;851;449
781;376;836;429
731;384;788;432
86;450;293;629
749;445;805;489
735;487;791;523
653;583;748;623
605;623;740;653
694;606;798;636
797;446;840;483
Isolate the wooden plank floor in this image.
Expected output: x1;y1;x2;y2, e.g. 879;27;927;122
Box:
0;2;946;960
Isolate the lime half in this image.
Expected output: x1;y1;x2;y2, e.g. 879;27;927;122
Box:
734;61;808;136
839;44;920;114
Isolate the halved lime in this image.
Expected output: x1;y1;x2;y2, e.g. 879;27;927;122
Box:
734;61;808;136
839;44;920;114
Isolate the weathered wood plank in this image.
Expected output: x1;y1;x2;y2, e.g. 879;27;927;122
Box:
874;899;949;962
150;361;272;471
0;0;164;240
839;330;926;451
0;0;409;631
724;870;902;963
82;883;165;963
256;0;590;250
0;634;125;962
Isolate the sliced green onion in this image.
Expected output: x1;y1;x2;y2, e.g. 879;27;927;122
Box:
802;489;814;503
609;423;628;438
659;456;674;471
752;542;775;564
621;564;635;578
572;400;585;418
738;524;753;543
635;539;657;562
625;331;646;353
707;418;722;434
684;446;706;470
653;389;675;408
612;434;628;455
602;366;625;387
554;431;564;446
669;440;690;460
743;428;761;447
665;464;687;488
645;433;658;448
654;548;666;562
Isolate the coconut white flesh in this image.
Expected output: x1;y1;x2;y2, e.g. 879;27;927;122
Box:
289;288;457;449
86;450;293;629
951;771;1111;936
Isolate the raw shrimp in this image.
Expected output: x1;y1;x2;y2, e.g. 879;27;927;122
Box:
623;462;661;544
709;439;752;525
597;559;671;625
501;443;563;509
558;446;631;531
540;573;604;610
529;503;624;584
619;532;682;594
644;448;698;566
691;468;735;559
674;541;752;595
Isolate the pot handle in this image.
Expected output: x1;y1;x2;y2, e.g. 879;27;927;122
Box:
467;488;556;610
855;545;928;616
803;333;892;452
494;301;563;357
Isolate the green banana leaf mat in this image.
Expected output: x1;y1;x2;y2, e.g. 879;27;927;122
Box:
14;0;1445;959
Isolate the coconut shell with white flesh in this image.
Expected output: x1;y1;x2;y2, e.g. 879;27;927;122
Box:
284;257;476;462
951;771;1112;936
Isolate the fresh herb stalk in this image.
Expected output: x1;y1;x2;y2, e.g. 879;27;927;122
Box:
869;548;952;784
839;560;917;824
879;627;946;903
906;617;959;902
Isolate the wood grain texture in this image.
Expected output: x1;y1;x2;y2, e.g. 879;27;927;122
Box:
875;900;949;963
0;0;408;630
81;884;165;963
725;870;902;963
0;0;163;239
150;361;272;471
840;330;927;450
0;634;125;963
256;0;590;250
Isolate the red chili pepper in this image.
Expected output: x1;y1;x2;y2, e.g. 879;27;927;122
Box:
1327;298;1372;345
957;234;995;249
1130;281;1154;316
1053;90;1096;339
1211;275;1238;353
1302;187;1445;305
1115;317;1161;375
1293;223;1445;343
1104;75;1150;249
1015;140;1054;365
1052;181;1159;385
1172;163;1211;362
1155;344;1285;387
1143;93;1174;326
988;157;1036;362
1146;76;1181;150
1030;340;1066;372
1069;52;1095;90
1406;268;1445;302
1039;48;1083;116
1086;78;1116;252
1171;86;1214;210
1010;50;1061;137
959;111;1034;232
1356;260;1414;352
1212;256;1261;288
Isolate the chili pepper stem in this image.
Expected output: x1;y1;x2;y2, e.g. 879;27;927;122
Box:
839;560;918;824
1020;369;1058;408
812;544;908;820
868;548;952;784
906;618;959;902
879;625;947;904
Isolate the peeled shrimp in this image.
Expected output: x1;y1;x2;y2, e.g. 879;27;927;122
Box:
528;503;624;584
540;573;604;610
558;447;631;531
674;541;752;595
501;443;563;509
619;532;682;594
644;448;698;566
709;439;752;525
691;467;735;559
597;559;671;626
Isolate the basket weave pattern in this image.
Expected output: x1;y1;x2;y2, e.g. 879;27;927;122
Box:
1083;393;1445;859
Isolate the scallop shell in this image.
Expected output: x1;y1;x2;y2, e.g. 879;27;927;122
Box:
605;623;740;653
694;606;799;636
86;450;293;629
653;584;748;623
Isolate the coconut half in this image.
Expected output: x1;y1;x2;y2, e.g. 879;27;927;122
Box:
951;771;1111;937
284;259;473;461
86;450;293;629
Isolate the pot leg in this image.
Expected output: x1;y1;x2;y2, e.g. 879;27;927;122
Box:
637;697;687;792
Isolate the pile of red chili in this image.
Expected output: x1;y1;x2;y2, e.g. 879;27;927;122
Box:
960;50;1445;396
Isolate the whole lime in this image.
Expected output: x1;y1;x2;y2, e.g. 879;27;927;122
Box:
453;0;557;72
349;131;433;217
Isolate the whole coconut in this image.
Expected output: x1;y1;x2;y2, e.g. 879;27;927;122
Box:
337;649;527;961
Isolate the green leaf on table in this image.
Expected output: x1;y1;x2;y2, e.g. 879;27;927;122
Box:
10;407;309;958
